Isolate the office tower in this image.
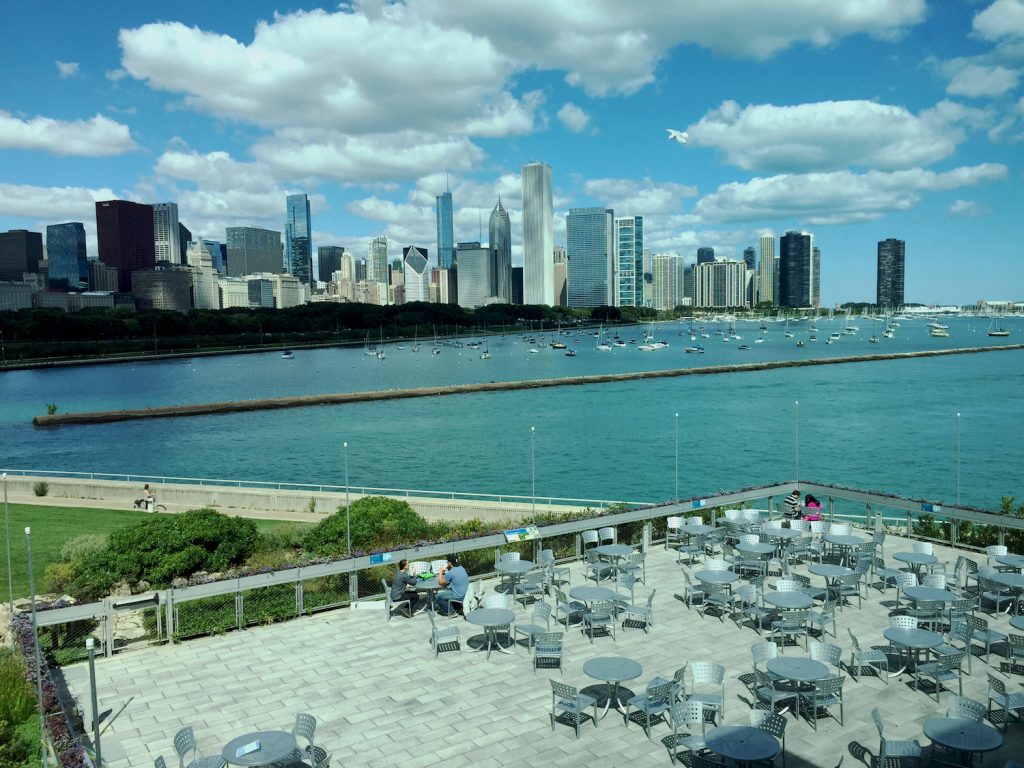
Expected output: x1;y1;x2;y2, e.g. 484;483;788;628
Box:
178;222;191;264
652;252;686;310
553;246;568;306
743;247;756;271
566;207;614;308
0;229;44;280
773;257;780;303
339;250;353;281
642;247;654;307
318;246;345;283
151;202;181;265
403;246;430;303
454;241;494;308
368;236;388;285
45;222;88;290
812;246;821;309
876;238;905;310
758;234;775;305
355;258;368;282
522;161;554;304
87;260;118;292
615;215;644;306
683;264;695;303
285;193;312;285
432;266;457;304
489;199;511;301
131;268;192;311
695;259;748;308
696;247;715;265
779;230;812;307
225;227;284;277
96;200;156;292
511;267;523;305
219;243;227;274
436;190;454;269
194;239;224;274
186;239;219;309
247;277;275;308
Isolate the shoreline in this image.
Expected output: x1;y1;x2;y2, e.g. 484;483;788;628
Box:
32;343;1024;426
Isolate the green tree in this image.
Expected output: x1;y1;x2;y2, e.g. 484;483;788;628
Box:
303;496;431;556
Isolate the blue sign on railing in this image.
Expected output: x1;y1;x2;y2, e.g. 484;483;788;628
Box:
368;553;393;564
692;500;706;509
504;525;539;543
921;503;942;513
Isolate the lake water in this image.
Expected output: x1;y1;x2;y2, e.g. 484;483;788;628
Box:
1;315;1021;510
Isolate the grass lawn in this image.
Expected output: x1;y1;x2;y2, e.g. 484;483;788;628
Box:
0;504;307;600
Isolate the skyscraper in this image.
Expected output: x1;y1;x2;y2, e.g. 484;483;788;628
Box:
225;227;283;277
0;229;43;280
489;199;511;301
151;202;181;265
95;200;155;292
876;238;905;310
285;193;312;285
368;236;388;286
812;246;821;309
317;246;345;283
779;230;812;308
743;247;756;271
436;190;454;269
403;246;430;303
697;247;715;265
695;259;748;308
45;222;87;290
566;207;614;308
652;252;686;310
177;221;191;264
758;234;775;305
615;216;644;306
454;241;494;308
522;161;554;305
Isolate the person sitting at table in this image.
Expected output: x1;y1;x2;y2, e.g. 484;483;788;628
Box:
436;554;469;616
391;559;421;617
784;489;802;519
803;494;822;521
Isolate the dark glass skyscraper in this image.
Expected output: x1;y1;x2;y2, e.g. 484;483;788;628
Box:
317;246;345;282
876;238;905;310
0;229;43;281
743;247;756;271
697;247;715;265
566;207;613;308
436;190;454;269
95;200;155;292
779;230;812;308
489;199;511;301
46;222;88;290
285;193;312;285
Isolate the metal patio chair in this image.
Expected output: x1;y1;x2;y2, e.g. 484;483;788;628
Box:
550;680;597;738
172;726;225;768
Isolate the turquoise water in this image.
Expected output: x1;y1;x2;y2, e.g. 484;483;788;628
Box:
1;315;1021;509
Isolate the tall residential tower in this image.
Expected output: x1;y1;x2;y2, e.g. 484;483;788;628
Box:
285;193;312;285
435;190;454;269
876;238;905;310
489;199;512;302
521;161;554;305
566;207;614;308
758;234;775;305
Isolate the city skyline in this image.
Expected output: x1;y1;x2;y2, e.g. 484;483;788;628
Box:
0;1;1021;304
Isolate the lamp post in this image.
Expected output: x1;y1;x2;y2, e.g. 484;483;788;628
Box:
86;638;101;768
26;527;47;767
794;400;800;485
956;412;961;507
530;426;536;527
674;413;680;500
3;472;12;615
343;442;351;559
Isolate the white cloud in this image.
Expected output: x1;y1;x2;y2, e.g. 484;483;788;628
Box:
946;64;1020;97
973;0;1024;41
693;164;1008;225
56;61;80;78
948;199;991;218
688;99;974;173
105;68;128;82
0;182;117;219
581;177;697;214
557;103;591;133
0;112;135;156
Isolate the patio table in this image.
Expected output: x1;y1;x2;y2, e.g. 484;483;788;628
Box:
414;576;440;610
994;553;1024;571
823;534;865;566
569;585;616;604
737;542;775;556
496;559;535;594
593;544;634;575
695;570;740;586
705;725;779;765
1011;615;1024;631
465;608;516;659
884;626;942;683
923;717;1003;765
991;571;1024;615
763;591;812;610
680;524;715;536
582;656;643;720
766;656;829;720
893;551;938;579
771;528;803;540
222;731;297;767
903;586;957;604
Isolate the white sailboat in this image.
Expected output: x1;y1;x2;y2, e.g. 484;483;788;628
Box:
988;316;1010;337
596;324;612;351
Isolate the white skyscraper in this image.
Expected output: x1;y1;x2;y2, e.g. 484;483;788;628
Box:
521;162;554;305
758;233;775;305
151;202;181;265
368;236;388;285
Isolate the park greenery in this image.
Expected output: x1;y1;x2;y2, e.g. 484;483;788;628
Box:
0;649;42;768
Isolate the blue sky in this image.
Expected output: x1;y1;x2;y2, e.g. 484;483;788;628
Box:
1;0;1021;304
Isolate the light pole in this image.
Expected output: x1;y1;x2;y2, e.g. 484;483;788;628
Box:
956;412;961;507
530;426;536;527
674;413;680;500
86;638;101;768
343;442;351;559
794;400;800;485
3;473;12;615
26;527;47;767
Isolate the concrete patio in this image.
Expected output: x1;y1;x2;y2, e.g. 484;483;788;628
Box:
62;531;1024;768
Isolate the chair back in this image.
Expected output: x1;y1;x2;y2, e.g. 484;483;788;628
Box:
724;509;741;521
749;708;787;738
582;530;599;547
667;516;682;532
690;661;725;686
531;601;553;627
810;520;829;535
686;516;703;526
671;700;704;730
615;572;635;596
947;621;972;646
947;695;985;722
751;640;778;668
539;548;555;566
740;534;759;545
550;679;577;700
309;746;331;768
889;615;917;630
589;600;615;621
430;559;448;574
705;558;728;571
534;632;563;667
500;551;520;562
815;675;844;697
293;713;316;753
923;573;946;589
484;593;512;610
847;628;863;652
155;758;168;768
462;580;476;612
776;579;800;592
408;561;430;576
830;523;851;535
598;526;616;544
894;572;918;589
172;727;196;764
913;542;933;555
742;510;761;526
985;545;1007;564
790;519;808;531
809;640;842;668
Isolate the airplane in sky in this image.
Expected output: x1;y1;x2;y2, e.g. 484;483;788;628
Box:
666;129;688;144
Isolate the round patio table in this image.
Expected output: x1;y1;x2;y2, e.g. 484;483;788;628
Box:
465;608;516;659
1011;615;1024;631
824;534;865;566
737;542;775;556
994;553;1024;571
992;571;1024;589
884;626;942;681
222;731;298;767
681;524;714;536
695;570;740;585
414;576;440;610
705;725;779;764
923;717;1002;762
771;528;803;539
582;656;643;720
809;563;853;579
496;559;535;594
763;591;812;609
893;551;938;578
593;544;633;558
903;586;957;604
569;585;616;603
767;656;828;721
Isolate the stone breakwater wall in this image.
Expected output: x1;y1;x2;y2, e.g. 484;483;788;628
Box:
32;344;1024;427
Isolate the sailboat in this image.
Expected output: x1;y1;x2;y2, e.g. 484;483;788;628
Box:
376;326;386;359
411;325;420;353
988;316;1010;337
783;317;794;339
480;344;491;360
364;330;377;357
596;324;612;352
431;326;442;355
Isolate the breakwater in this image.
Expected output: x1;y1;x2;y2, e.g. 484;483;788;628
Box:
32;343;1024;426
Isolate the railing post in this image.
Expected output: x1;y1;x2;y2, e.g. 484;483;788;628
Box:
950;518;957;547
998;527;1006;547
235;591;243;629
865;503;871;529
103;598;114;658
906;511;912;538
349;572;358;606
165;588;175;644
642;522;652;553
295;580;304;616
828;497;834;523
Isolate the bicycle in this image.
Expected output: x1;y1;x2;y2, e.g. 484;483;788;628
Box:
133;498;167;513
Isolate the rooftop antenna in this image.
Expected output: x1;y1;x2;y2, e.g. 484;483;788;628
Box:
478;208;482;241
445;172;449;193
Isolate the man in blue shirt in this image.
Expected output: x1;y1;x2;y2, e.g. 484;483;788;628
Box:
436;554;468;616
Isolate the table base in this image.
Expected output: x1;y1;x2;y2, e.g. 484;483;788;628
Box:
470;628;514;659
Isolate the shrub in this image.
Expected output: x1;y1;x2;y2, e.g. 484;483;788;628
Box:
45;402;58;415
303;496;431;557
42;562;78;595
59;534;107;565
0;650;35;725
32;482;48;497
